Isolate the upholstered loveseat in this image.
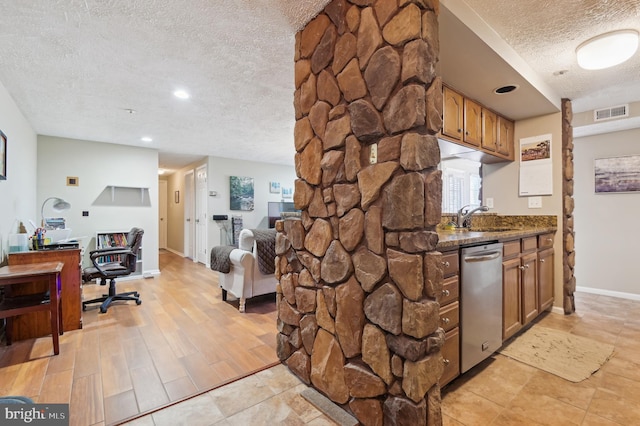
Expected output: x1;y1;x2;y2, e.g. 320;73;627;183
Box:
211;228;277;312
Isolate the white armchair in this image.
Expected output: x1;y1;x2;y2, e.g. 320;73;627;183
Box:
218;228;277;312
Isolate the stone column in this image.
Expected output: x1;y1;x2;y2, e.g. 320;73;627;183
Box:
561;99;575;313
277;1;444;425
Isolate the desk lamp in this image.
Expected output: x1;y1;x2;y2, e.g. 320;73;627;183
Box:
41;197;71;228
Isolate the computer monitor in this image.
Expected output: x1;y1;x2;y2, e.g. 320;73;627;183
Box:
268;201;298;228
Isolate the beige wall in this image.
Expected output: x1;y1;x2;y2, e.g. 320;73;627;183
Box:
0;81;38;261
574;127;640;297
483;112;564;310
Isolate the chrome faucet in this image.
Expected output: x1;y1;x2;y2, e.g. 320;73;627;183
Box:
456;204;489;228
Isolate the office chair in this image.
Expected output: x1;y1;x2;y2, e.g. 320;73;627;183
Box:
82;227;144;313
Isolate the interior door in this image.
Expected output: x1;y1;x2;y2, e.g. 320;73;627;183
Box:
195;165;208;264
158;179;168;249
184;170;195;259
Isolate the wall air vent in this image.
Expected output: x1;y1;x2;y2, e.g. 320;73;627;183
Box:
594;104;628;122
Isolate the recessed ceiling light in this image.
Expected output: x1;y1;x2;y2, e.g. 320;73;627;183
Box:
173;89;190;99
576;29;639;70
493;85;519;95
141;136;153;142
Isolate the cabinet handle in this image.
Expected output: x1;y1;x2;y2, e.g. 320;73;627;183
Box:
442;261;450;268
442;289;450;297
443;358;450;366
519;265;525;270
441;317;450;324
540;259;545;263
546;238;553;242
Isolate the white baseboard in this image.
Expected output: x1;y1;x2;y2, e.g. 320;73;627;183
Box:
142;269;161;278
576;286;640;301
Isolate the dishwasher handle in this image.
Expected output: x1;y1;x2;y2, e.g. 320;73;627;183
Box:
463;251;502;263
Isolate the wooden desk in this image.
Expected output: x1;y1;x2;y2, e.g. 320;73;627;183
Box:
0;262;63;355
8;249;82;340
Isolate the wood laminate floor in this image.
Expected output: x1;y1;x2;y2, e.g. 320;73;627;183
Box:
0;250;278;426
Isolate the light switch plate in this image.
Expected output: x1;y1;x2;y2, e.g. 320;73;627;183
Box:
528;196;542;208
485;198;494;208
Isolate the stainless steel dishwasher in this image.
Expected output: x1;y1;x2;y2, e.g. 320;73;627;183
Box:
460;242;503;373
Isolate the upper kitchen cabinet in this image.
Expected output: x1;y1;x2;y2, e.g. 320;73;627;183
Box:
442;86;464;141
440;85;515;163
463;98;482;147
481;108;497;152
497;116;515;160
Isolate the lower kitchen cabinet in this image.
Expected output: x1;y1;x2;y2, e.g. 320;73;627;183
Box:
538;247;554;312
502;233;553;341
502;256;523;340
521;252;539;325
439;249;460;387
441;328;460;386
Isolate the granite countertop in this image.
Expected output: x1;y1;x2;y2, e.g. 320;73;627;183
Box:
436;226;557;250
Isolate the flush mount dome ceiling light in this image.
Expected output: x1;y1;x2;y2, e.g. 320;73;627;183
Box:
576;29;639;70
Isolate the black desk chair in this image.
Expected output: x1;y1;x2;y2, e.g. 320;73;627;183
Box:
82;227;144;313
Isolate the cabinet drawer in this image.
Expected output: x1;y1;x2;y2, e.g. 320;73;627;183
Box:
538;233;554;249
440;275;459;306
503;240;521;259
441;251;459;277
439;301;459;332
440;327;460;386
521;236;537;253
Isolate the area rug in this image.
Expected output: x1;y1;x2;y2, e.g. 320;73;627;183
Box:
498;325;614;382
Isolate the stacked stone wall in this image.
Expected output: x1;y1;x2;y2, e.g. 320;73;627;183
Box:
561;99;576;313
278;1;444;424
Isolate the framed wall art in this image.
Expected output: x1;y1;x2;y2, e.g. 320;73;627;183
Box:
270;181;281;193
230;176;254;210
0;130;6;180
595;155;640;193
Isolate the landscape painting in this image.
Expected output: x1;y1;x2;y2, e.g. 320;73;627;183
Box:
595;155;640;193
230;176;254;210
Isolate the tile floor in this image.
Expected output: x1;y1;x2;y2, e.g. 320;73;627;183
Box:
122;292;640;425
121;363;338;426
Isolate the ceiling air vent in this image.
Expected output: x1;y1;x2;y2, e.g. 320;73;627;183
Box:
594;104;628;122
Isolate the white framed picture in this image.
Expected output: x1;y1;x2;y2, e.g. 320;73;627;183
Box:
269;181;281;193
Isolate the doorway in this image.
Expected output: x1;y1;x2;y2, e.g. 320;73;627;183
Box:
195;165;208;264
158;179;168;249
184;170;195;259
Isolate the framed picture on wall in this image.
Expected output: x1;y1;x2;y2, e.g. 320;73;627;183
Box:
0;130;6;180
270;181;281;193
595;155;640;193
230;176;254;210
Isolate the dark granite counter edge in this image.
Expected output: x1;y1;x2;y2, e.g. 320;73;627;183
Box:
436;227;557;250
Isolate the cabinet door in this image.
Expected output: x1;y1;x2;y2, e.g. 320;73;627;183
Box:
497;116;514;160
538;248;554;312
463;98;482;147
502;257;522;340
481;108;497;151
521;252;539;325
440;327;460;387
443;87;464;141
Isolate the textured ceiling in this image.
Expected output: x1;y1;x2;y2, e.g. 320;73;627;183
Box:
462;0;640;112
0;0;638;172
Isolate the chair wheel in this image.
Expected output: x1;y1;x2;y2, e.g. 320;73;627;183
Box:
100;307;107;313
136;300;142;305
